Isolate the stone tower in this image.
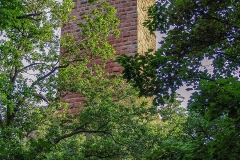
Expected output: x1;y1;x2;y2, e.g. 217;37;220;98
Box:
61;0;155;112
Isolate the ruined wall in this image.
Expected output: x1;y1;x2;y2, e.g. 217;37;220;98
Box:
61;0;155;111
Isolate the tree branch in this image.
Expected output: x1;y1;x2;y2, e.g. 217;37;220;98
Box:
31;64;69;87
0;114;4;129
33;93;49;103
54;130;110;144
19;63;46;72
16;12;42;20
31;58;85;87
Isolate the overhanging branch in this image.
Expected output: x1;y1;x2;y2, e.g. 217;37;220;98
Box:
31;58;85;87
16;12;43;20
54;130;110;144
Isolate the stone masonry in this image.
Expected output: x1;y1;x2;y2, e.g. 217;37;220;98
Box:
61;0;155;112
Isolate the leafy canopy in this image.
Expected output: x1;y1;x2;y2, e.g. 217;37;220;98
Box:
117;0;240;159
0;0;159;159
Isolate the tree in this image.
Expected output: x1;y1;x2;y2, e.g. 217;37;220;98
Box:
117;0;240;159
0;0;158;159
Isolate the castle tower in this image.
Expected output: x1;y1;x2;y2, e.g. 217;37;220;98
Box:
61;0;155;112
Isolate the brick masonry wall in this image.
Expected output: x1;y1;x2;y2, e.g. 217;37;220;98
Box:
137;0;156;54
61;0;155;110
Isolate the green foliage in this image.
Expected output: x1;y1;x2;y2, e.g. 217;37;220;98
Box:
144;95;188;160
0;0;158;159
117;0;240;159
